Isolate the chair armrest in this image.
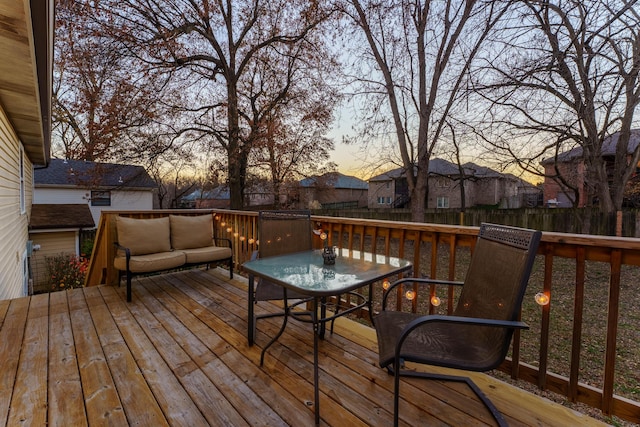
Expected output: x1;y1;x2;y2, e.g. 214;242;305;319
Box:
406;315;529;330
382;277;464;310
397;315;529;355
113;242;131;260
213;237;233;250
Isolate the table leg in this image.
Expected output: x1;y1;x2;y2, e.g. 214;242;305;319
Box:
260;289;290;366
313;297;320;425
319;296;327;339
248;275;255;346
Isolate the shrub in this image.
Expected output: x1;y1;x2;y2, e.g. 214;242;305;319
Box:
45;254;89;291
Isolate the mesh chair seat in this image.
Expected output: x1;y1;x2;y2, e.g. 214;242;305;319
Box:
376;311;508;372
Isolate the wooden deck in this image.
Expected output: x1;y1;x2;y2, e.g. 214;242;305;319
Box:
1;268;608;427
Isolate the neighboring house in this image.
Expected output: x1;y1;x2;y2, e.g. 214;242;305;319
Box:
28;204;95;293
297;172;369;209
368;159;539;209
182;182;275;209
33;159;157;225
182;186;231;209
541;130;640;207
0;0;52;299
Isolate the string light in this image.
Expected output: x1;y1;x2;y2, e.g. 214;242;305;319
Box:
226;227;232;233
382;280;390;290
430;295;441;306
535;292;550;306
248;238;255;244
405;290;415;301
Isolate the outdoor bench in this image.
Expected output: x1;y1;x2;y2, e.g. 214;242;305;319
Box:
114;214;233;301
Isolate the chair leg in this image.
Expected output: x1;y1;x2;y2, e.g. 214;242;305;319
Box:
126;270;132;302
390;367;508;427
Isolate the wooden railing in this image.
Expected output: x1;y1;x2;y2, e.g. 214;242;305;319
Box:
86;209;640;424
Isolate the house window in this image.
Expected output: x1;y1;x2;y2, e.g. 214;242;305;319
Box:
91;191;111;206
19;146;25;214
437;196;449;208
386;197;392;204
436;178;450;188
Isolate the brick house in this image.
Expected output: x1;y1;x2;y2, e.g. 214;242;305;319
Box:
541;130;640;207
368;159;538;209
297;172;369;209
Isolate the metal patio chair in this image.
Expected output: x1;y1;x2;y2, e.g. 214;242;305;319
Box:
247;210;314;346
374;223;542;427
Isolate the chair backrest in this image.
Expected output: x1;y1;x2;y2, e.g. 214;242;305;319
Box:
258;210;313;258
454;223;541;363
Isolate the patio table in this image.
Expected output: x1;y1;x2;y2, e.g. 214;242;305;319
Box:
243;249;412;425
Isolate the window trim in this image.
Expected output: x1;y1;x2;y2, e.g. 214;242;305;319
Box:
91;190;112;207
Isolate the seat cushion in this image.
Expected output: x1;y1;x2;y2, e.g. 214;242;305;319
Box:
114;251;186;273
170;215;214;250
117;216;172;255
182;246;232;264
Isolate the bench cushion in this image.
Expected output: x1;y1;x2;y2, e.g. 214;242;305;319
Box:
170;215;214;250
117;216;172;255
114;251;186;273
182;246;232;264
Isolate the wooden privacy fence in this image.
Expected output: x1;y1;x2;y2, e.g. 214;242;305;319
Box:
86;209;640;424
318;207;640;237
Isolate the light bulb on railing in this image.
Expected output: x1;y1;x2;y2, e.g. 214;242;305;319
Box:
405;290;415;301
221;222;226;227
215;215;220;221
233;232;239;238
382;280;390;290
248;238;255;244
320;232;327;241
430;295;441;306
226;227;232;233
240;236;246;241
535;292;550;306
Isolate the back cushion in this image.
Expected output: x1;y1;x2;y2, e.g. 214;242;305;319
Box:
116;216;172;255
170;215;214;250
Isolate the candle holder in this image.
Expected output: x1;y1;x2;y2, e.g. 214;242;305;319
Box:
322;246;336;265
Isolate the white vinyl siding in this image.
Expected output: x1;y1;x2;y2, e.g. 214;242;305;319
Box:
0;106;33;299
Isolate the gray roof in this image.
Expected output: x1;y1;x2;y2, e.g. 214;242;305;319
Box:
300;172;368;189
34;159;156;189
541;129;640;165
183;186;230;201
369;158;496;181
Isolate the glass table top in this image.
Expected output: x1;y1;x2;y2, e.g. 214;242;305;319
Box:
242;249;413;296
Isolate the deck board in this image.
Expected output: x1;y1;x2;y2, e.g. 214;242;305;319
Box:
0;268;610;426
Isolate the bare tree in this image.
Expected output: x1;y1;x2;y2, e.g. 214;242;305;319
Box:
341;0;511;221
103;0;336;209
474;0;640;214
53;0;173;162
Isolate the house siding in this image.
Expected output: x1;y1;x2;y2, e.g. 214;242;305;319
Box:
28;230;78;293
0;106;32;300
34;188;153;225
